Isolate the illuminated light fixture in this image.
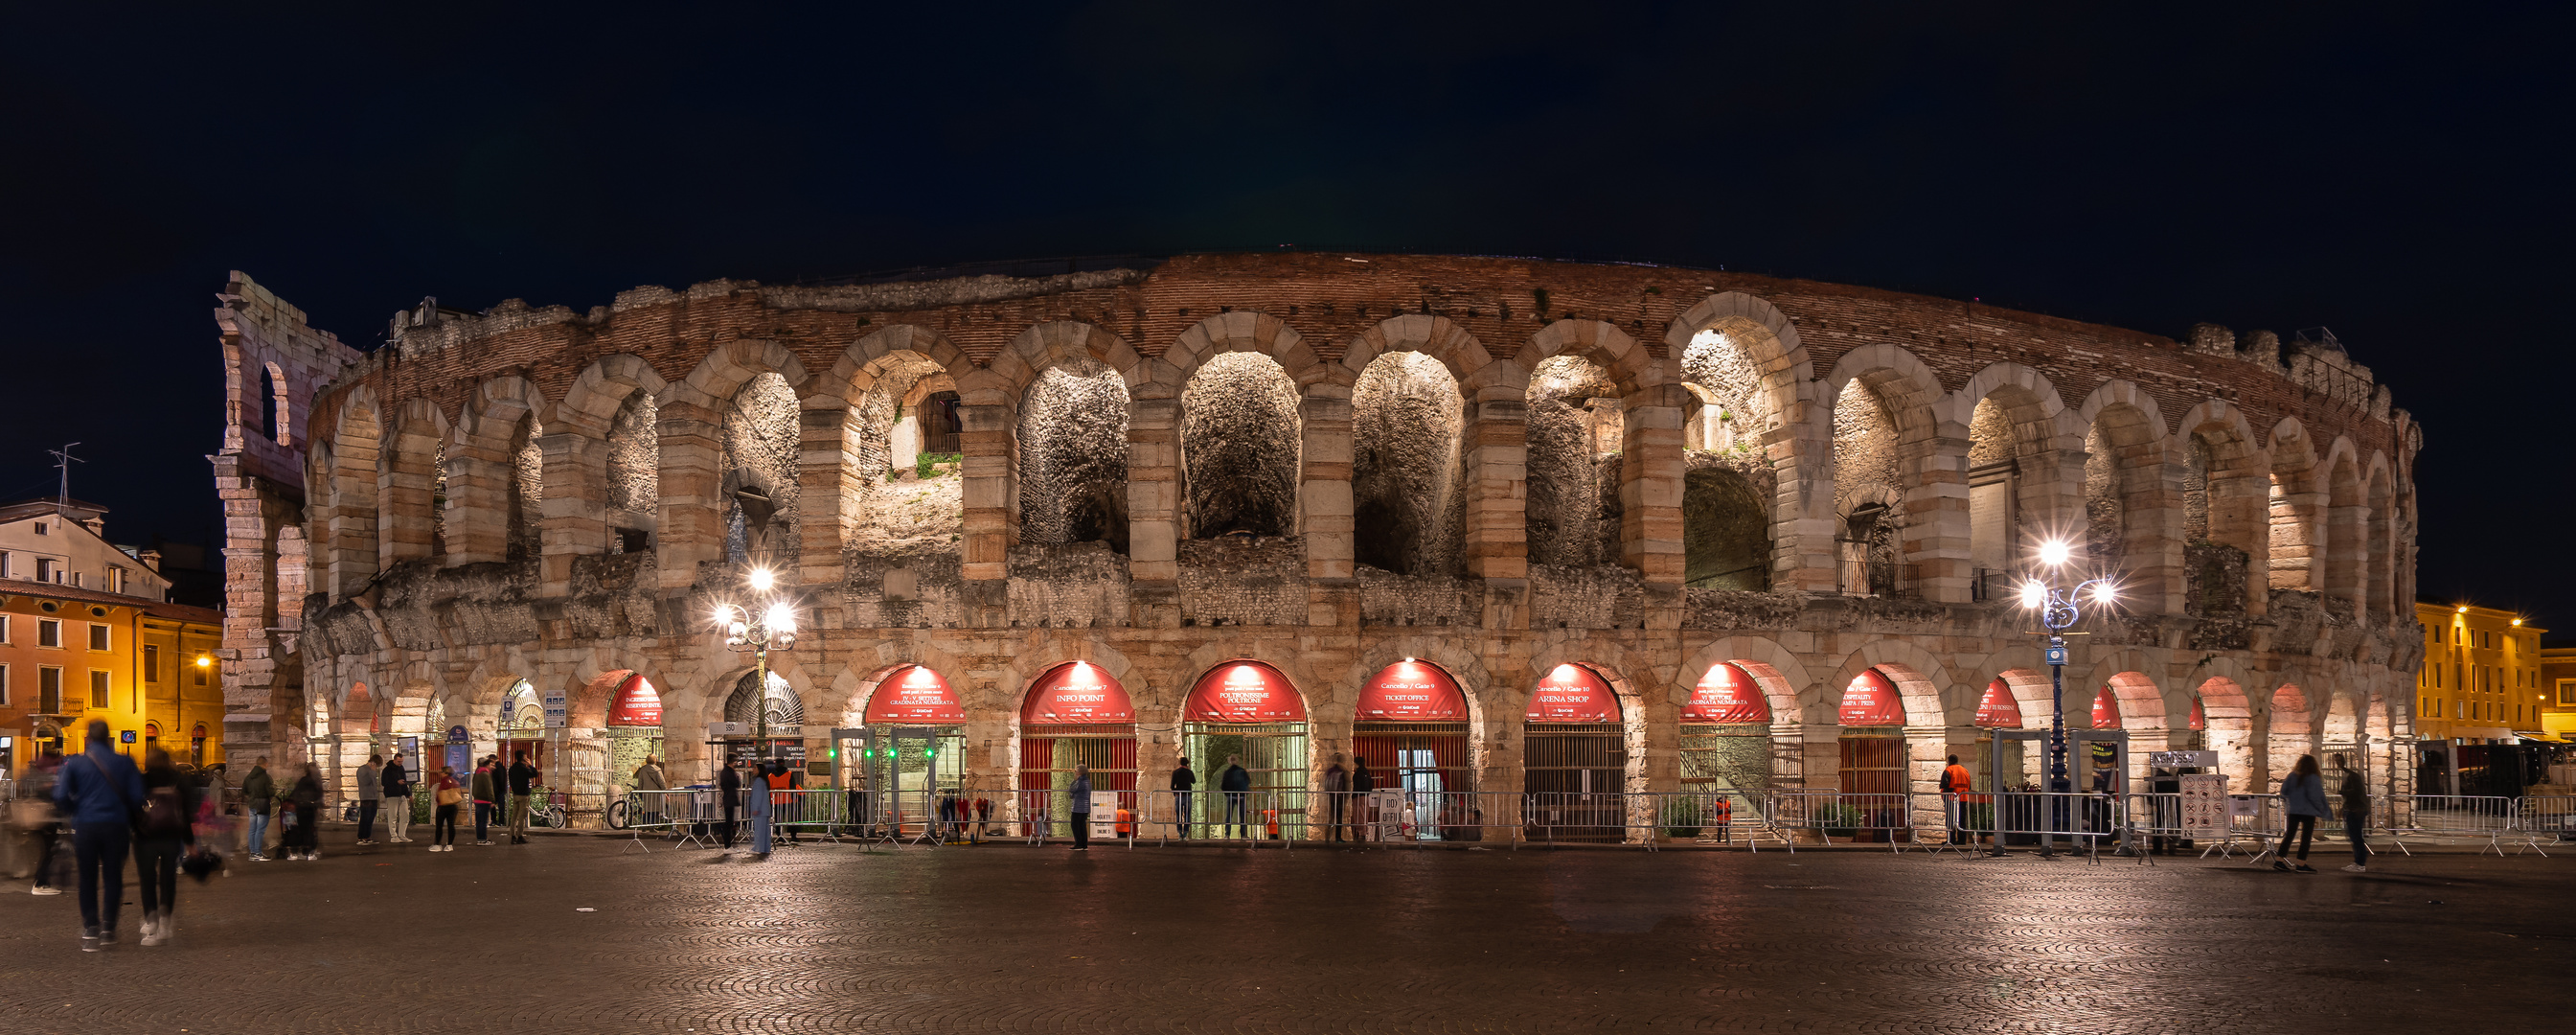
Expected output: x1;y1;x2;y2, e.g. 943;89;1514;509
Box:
747;566;775;591
195;656;212;668
2511;618;2523;627
2018;580;2047;610
765;602;797;634
2090;583;2117;605
2037;540;2071;567
2457;606;2469;613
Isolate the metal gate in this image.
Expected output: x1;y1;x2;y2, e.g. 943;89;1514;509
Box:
1356;723;1475;840
1019;724;1136;838
1525;723;1625;841
1182;721;1307;838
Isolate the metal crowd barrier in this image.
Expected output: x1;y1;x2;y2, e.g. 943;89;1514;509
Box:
2386;794;2533;856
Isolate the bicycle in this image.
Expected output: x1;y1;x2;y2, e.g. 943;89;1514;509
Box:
522;787;569;829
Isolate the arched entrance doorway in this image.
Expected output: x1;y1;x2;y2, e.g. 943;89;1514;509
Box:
190;723;210;768
1181;660;1307;840
1018;661;1136;839
496;678;551;777
604;673;665;791
1355;660;1474;840
1973;678;2027;791
1524;662;1625;842
1836;668;1909;843
719;671;807;767
1680;661;1769;821
858;665;967;834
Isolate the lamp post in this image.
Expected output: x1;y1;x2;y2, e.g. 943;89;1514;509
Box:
715;565;798;761
2017;540;2116;852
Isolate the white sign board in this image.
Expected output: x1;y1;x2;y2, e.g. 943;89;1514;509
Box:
707;722;750;737
2179;772;2229;839
2227;794;2261;819
2149;750;2219;769
542;685;568;728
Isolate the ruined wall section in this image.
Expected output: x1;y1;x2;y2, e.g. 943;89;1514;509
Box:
1525;356;1619;569
1180;352;1300;539
1176;536;1306;627
1017;361;1130;551
1351;351;1467;576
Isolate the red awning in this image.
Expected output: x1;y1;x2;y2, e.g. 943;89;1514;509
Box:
1356;660;1469;722
866;665;966;724
605;673;663;726
2091;686;2123;729
1839;669;1905;726
2188;696;2205;730
1527;663;1620;724
1683;662;1769;724
1020;661;1135;725
1973;678;2022;727
1185;660;1307;723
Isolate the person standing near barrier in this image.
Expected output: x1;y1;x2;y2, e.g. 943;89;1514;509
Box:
18;747;65;893
488;754;509;840
135;747;195;946
1322;753;1350;842
745;759;775;858
427;767;461;851
1351;755;1376;841
381;752;412;844
470;758;497;846
353;754;383;846
1169;758;1196;840
768;761;800;846
240;757;273;862
718;757;743;850
1940;755;1973;845
285;764;325;861
1219;755;1251;840
506;750;538;844
2274;754;2329;872
2334;753;2370;873
634;754;665;827
56;720;143;950
1068;762;1092;851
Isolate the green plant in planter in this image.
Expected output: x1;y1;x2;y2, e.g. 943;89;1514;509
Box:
1661;798;1705;839
1811;802;1861;839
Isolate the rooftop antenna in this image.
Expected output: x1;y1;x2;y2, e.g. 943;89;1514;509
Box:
47;443;81;516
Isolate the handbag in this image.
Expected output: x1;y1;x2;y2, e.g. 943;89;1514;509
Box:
436;786;463;808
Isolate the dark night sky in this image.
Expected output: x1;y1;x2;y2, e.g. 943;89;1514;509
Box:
5;4;2567;632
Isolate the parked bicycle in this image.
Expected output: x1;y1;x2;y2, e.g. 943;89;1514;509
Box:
522;786;570;829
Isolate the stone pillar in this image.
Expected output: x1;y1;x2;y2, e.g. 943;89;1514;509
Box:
655;402;725;592
1462;395;1526;580
957;402;1016;625
795;402;858;588
1770;398;1839;593
1126;396;1181;627
379;432;439;568
1301;389;1356;579
443;443;512;567
2021;441;2087;572
2129;440;2186;616
1905;420;1972;603
538;431;605;597
1618;383;1687;586
1905;725;1951;838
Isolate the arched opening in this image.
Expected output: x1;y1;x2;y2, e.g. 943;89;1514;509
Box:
1965;398;2019;600
2181;426;2265;620
1972;676;2030;798
1180;660;1308;839
496;678;549;777
721;372;801;565
1352;351;1466;575
603;672;665;791
190;723;209;768
1018;359;1130;553
1678;325;1777;589
1017;661;1137;839
1353;659;1476;840
325;401;381;597
506;414;543;564
1523;662;1626;842
1679;661;1770;819
720;670;806;765
1180;352;1300;539
383;408;445;564
605;390;659;553
1832;378;1906;596
2090;686;2123;729
1524;355;1618;569
844;351;963;557
1835;668;1909;842
855;665;967;828
2082;402;2161;577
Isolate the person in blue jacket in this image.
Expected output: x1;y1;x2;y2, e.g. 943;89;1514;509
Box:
55;720;145;952
2273;754;2332;872
1219;755;1252;840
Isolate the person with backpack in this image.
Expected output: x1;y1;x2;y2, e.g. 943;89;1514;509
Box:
2334;753;2371;873
53;720;144;952
1219;755;1252;840
353;754;382;845
240;757;275;861
428;766;463;852
135;747;197;946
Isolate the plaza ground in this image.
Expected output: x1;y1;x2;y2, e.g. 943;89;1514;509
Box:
1;828;2566;1034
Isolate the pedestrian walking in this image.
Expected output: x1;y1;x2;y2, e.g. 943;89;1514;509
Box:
718;758;742;849
1219;754;1251;839
381;752;413;843
285;764;324;861
1939;754;1974;845
16;747;65;894
1068;762;1093;850
1169;758;1197;840
53;720;143;951
353;754;383;845
470;758;498;845
429;767;463;851
1351;754;1376;841
1321;753;1349;842
136;747;197;946
241;757;274;861
506;750;537;844
196;763;232;860
2273;754;2330;872
2334;753;2371;873
745;760;775;857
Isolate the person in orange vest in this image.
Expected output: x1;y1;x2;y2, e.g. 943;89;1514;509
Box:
764;761;798;846
1940;754;1976;845
1114;805;1134;840
1262;806;1280;840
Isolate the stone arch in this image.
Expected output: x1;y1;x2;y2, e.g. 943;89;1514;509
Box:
832;641;980;724
1353;348;1469;575
262;360;291;445
1822;346;1946;597
1524;320;1689;584
1668;297;1812;590
2364;453;2397;619
1676;636;1812;726
2264;417;2324;593
380;399;449;566
323;385;382;598
1817;641;1953;727
2173;400;2269;617
1179;350;1302;539
1157;311;1329;392
1518;646;1655;798
1952;362;2080;592
1663;291;1810;422
1016;339;1133;555
2078;651;2172;733
448;376;546;566
2075;380;2174;606
653;340;807;587
1520;318;1657;399
1343;635;1498;766
2320;438;2366;611
802;326;978;579
990;321;1151;404
1339;314;1507;400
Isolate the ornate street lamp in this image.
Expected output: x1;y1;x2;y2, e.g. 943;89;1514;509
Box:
2017;540;2116;848
714;564;798;760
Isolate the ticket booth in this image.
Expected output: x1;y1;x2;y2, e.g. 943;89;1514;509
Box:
1355;660;1475;840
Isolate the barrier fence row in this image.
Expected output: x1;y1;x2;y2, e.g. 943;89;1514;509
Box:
591;787;2569;856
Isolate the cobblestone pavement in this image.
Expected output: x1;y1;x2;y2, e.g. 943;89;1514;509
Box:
1;828;2566;1034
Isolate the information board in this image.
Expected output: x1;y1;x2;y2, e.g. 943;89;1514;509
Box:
2178;772;2229;839
542;684;568;728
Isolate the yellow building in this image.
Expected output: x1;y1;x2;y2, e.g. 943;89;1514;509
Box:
2;582;224;777
2536;646;2576;742
2413;601;2545;746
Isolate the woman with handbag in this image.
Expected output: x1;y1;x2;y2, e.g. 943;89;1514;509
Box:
429;768;463;851
135;747;197;946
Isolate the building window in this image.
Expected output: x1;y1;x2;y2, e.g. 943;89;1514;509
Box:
0;550;10;577
0;614;10;643
88;623;108;652
36;558;56;582
192;653;210;687
88;669;108;709
2560;680;2576;706
144;644;160;683
0;663;8;706
40;667;62;714
33;521;47;535
37;619;60;649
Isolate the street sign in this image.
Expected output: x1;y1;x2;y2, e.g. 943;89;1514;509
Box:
2043;645;2067;666
707;722;750;737
542;684;568;728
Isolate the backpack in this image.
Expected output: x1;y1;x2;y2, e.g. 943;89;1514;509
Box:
143;783;190;838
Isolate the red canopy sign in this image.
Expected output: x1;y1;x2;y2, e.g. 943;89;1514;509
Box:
1683;662;1768;724
1839;670;1904;726
605;674;662;727
1356;660;1469;722
1185;661;1306;723
1020;661;1135;725
1973;678;2022;727
1526;663;1620;724
2092;686;2123;729
2188;696;2205;730
866;665;966;724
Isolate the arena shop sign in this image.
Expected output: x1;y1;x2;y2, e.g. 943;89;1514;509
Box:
1185;661;1305;723
1839;670;1904;726
1526;664;1619;724
866;665;967;724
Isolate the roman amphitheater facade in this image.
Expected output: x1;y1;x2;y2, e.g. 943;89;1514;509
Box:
210;254;2427;829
